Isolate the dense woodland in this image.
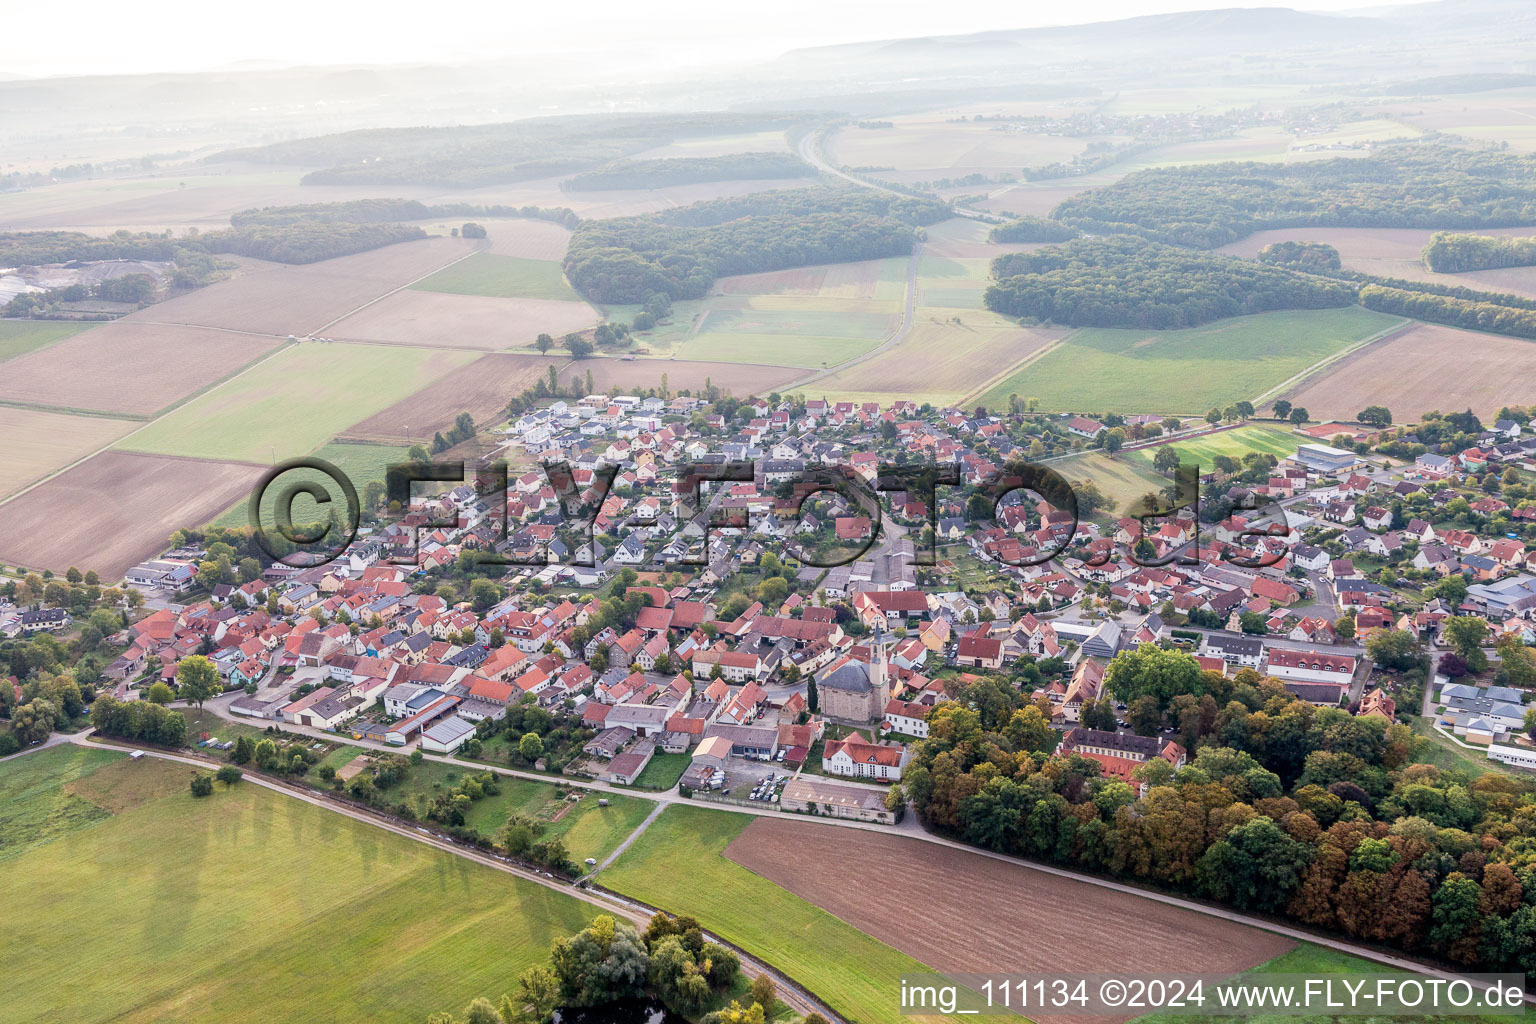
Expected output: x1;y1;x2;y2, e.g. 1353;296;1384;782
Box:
905;655;1536;974
564;187;947;302
1051;145;1536;248
1422;231;1536;273
210;113;810;188
987;215;1079;243
983;236;1355;328
564;152;808;191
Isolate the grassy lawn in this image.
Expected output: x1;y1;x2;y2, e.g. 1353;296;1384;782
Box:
633;751;690;790
1119;424;1299;476
0;320;89;363
0;745;599;1024
412;252;582;301
1408;715;1516;779
1051;450;1170;518
1134;941;1536;1024
178;708;274;752
399;759;652;863
602;804;932;1024
975;307;1401;415
0;745;121;861
118;343;475;463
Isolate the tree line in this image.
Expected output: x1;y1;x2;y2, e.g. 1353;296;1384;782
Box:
1050;145;1536;248
564;187;948;303
1359;284;1536;340
983;236;1355;329
1422;231;1536;273
900;652;1536;974
565;153;810;191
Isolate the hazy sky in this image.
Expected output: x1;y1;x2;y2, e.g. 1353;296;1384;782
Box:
2;0;1427;79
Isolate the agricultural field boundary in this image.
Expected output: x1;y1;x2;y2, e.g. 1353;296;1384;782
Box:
1255;315;1411;409
785;240;921;390
0;341;296;512
958;333;1070;407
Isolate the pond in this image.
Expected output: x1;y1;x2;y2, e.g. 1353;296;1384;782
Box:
554;997;688;1024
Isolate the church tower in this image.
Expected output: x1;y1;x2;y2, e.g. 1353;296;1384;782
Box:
870;622;890;717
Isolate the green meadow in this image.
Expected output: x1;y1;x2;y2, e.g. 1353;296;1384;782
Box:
976;307;1401;415
119;342;474;463
0;320;90;363
0;745;600;1024
412;251;584;300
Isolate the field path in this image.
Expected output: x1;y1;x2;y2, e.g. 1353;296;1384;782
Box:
585;798;668;878
784;239;922;390
309;245;483;337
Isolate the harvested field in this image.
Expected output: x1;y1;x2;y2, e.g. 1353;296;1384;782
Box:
120;237;478;336
631;129;794;159
825;121;1088;182
344;352;568;441
325;289;598;349
481;219;574;259
715;258;908;302
1281;321;1536;421
0;320;90;363
725;818;1294;1024
0;450;259;579
811;310;1062;407
922;217;1046;259
971;179;1109;218
576;357;800;397
119;342;475;464
0;407;136;498
0;322;286;417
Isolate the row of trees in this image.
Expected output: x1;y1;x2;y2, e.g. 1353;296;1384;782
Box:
1050;144;1536;248
902;658;1536;973
1359;285;1536;340
983;236;1355;329
231;198;582;230
1423;231;1536;273
565;152;809;190
564;187;948;302
89;695;189;747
